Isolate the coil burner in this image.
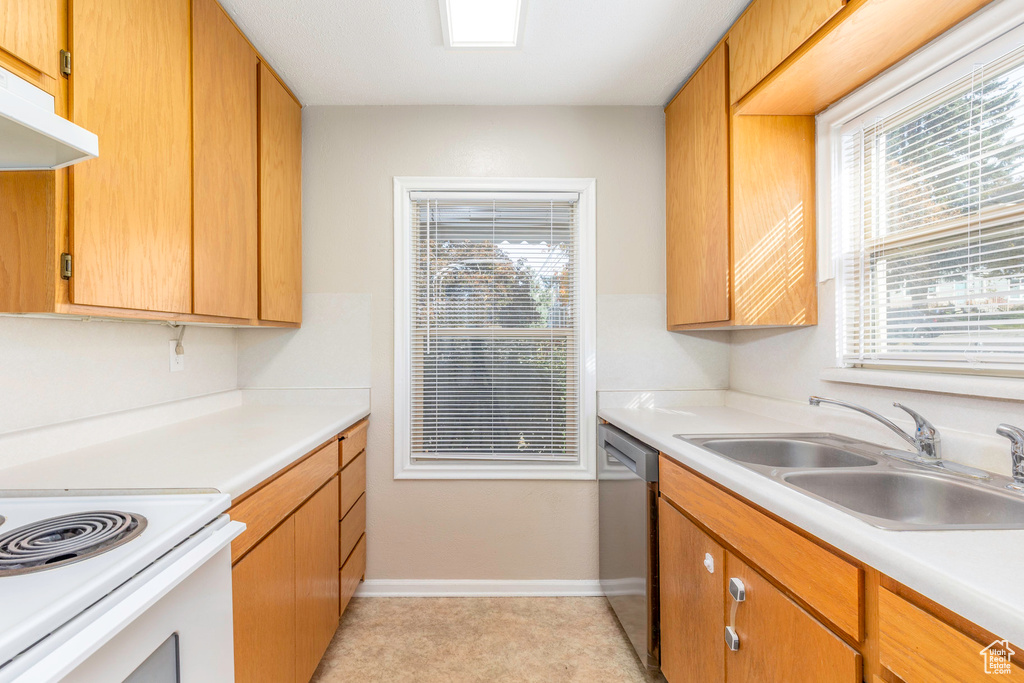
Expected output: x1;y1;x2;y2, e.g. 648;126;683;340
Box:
0;511;147;576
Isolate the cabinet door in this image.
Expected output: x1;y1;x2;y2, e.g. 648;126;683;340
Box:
69;0;192;313
659;498;725;683
258;63;302;323
295;477;340;683
192;0;258;319
725;552;860;683
233;517;297;683
666;43;730;329
0;0;61;78
728;0;844;104
730;115;817;327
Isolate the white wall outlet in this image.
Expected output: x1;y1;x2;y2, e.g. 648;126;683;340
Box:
169;340;184;372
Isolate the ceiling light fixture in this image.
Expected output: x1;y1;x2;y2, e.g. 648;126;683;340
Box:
439;0;526;49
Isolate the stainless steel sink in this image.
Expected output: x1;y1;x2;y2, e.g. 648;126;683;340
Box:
674;432;1024;530
697;437;877;469
784;470;1024;530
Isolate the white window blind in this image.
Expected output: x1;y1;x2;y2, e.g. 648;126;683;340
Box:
408;194;581;464
840;42;1024;372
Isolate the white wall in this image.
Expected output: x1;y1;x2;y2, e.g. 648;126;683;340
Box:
0;316;238;437
240;105;731;582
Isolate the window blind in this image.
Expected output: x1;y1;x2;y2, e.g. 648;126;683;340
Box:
408;194;581;464
840;43;1024;371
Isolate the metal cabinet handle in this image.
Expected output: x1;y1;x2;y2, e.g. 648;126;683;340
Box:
729;577;746;602
725;626;740;651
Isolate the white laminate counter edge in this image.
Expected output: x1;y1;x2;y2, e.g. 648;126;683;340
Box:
0;403;370;502
221;405;370;499
598;404;1024;648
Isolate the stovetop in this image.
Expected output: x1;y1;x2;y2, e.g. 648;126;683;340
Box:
0;490;230;666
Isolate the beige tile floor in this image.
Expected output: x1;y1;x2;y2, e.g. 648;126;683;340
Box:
310;597;664;683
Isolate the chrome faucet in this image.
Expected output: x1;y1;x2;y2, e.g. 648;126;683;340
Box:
996;424;1024;491
808;396;941;460
807;396;989;479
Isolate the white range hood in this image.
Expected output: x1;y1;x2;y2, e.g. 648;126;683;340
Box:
0;64;98;170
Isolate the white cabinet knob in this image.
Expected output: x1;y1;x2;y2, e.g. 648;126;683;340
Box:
703;552;715;573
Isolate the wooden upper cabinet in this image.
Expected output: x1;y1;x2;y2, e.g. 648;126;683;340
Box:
666;43;730;329
730;115;817;326
735;0;995;114
192;0;258;319
725;552;861;683
729;0;844;104
0;0;61;79
69;0;193;313
258;63;303;324
659;498;725;683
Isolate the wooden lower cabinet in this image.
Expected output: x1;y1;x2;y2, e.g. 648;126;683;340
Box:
233;479;339;683
295;477;341;683
659;496;857;683
231;423;368;683
233;517;297;683
655;447;1023;683
659;499;724;682
726;552;860;683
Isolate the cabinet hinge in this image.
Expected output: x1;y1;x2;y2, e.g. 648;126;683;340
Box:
60;253;72;279
60;50;71;77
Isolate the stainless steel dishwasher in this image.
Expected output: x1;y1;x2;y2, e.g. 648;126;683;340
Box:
598;423;660;673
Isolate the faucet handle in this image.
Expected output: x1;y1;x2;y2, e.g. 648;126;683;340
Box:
997;424;1024;487
892;403;940;458
997;424;1024;445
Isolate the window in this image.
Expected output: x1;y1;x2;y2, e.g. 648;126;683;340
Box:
394;178;596;479
834;18;1024;374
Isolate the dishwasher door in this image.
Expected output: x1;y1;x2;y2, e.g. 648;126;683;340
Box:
598;424;660;673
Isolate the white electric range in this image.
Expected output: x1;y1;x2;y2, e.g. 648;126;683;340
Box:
0;490;244;682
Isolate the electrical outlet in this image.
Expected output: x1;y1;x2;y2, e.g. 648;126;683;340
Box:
169;340;184;372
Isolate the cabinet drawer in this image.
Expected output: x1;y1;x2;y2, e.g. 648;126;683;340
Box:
340;419;367;468
728;0;844;104
340;534;366;616
340;451;366;518
340;493;366;564
230;440;338;563
727;552;861;682
659;455;862;640
879;588;1022;682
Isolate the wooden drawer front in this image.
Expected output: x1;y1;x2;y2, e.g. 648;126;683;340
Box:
230;441;338;563
340;451;366;518
727;552;861;682
659;455;862;640
340;493;366;565
340;534;366;616
340;419;367;468
728;0;844;104
879;588;1023;682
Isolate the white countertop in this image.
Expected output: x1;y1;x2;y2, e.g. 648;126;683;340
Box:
599;402;1024;647
0;402;369;500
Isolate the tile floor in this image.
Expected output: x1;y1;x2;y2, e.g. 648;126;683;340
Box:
310;597;662;682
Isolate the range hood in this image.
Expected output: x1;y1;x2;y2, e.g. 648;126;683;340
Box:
0;64;98;170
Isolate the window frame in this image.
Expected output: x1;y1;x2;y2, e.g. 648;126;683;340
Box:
393;177;597;480
817;1;1024;381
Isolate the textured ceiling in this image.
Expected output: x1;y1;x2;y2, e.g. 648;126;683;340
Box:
216;0;751;106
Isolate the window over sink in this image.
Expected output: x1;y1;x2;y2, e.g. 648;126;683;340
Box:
831;17;1024;375
393;178;596;480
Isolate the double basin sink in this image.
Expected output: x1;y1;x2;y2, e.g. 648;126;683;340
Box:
673;433;1024;530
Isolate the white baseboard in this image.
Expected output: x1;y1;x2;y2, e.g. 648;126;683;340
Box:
354;579;604;598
